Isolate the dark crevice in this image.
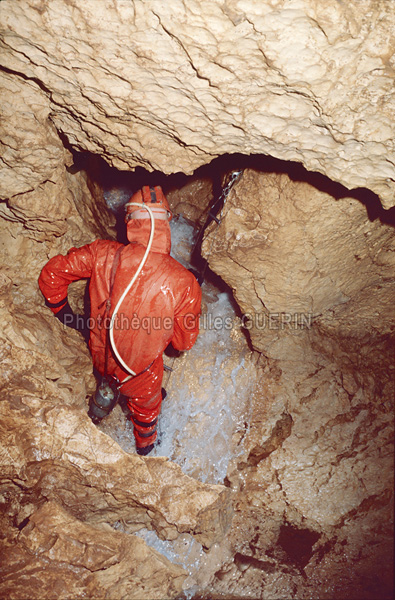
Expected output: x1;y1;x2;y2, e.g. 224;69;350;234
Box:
16;516;30;531
276;523;320;570
69;149;395;225
0;64;54;98
233;552;277;573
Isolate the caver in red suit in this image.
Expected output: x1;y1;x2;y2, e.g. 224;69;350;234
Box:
38;186;202;455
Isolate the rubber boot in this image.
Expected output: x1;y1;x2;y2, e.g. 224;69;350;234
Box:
136;444;154;456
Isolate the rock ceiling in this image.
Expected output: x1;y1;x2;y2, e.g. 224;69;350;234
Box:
1;0;394;207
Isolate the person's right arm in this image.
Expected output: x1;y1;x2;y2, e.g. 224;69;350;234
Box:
38;242;98;329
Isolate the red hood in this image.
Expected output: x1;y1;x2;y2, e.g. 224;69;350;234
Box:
126;219;171;254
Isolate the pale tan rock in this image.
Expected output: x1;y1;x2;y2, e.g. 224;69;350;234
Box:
201;168;394;598
168;176;214;225
202;168;395;358
0;73;70;200
1;0;394;206
0;501;186;600
0;320;232;550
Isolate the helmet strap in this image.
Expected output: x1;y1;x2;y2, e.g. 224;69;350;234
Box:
142;186;158;204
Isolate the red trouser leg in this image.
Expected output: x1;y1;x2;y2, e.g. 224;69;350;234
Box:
128;389;162;448
119;355;163;449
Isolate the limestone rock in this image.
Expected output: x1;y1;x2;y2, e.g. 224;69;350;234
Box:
0;320;232;551
0;1;394;596
168;176;214;225
0;500;186;600
1;0;394;206
0;72;70;201
202;168;394;598
201;334;393;599
202;168;395;358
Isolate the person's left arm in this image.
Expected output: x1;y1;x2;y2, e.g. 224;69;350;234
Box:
171;271;202;351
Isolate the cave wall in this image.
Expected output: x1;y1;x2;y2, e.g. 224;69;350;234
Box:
201;168;394;598
1;501;186;599
202;168;395;358
1;0;395;206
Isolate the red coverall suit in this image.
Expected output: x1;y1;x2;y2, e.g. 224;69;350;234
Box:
38;216;202;450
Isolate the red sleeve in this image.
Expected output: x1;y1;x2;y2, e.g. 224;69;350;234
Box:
172;274;202;351
38;242;97;314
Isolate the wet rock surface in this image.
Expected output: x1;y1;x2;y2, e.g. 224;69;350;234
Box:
200;168;394;599
1;0;395;206
0;501;186;600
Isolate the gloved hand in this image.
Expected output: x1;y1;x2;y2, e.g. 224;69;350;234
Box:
55;300;89;340
165;342;182;358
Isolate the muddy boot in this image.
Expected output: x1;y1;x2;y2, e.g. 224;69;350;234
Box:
136;444;154;456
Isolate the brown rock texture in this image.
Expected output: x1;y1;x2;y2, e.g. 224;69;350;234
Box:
0;501;186;600
201;167;394;599
1;0;395;206
202;167;395;358
168;176;214;225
